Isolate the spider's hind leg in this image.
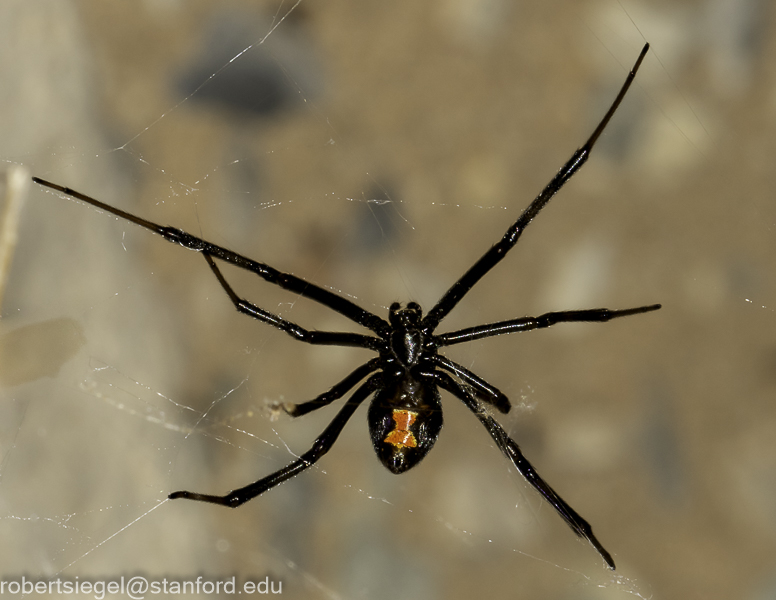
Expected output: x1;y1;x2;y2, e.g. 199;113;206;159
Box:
170;375;380;507
433;370;616;569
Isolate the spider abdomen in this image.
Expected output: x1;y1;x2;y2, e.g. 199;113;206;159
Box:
368;374;443;474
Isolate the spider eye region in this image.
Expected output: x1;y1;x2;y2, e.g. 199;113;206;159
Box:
368;375;443;474
388;302;422;328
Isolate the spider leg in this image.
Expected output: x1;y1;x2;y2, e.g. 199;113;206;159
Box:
432;355;511;414
422;44;649;332
283;358;382;417
438;303;661;346
169;374;381;508
32;177;390;337
202;253;381;350
431;370;616;569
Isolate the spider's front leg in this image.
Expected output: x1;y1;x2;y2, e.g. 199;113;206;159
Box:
32;176;392;338
202;252;381;349
422;43;649;332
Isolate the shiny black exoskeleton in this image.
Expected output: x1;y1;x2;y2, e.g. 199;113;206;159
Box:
34;44;659;570
368;303;443;474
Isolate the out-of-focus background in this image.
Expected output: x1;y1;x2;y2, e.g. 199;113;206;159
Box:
2;1;775;598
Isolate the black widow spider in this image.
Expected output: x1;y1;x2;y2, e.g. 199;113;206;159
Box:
34;43;657;570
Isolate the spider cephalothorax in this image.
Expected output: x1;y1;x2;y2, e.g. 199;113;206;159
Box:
34;43;657;570
386;301;427;368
